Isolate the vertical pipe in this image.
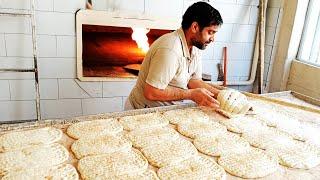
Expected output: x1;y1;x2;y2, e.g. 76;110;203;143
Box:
31;0;41;121
258;0;267;93
223;47;227;87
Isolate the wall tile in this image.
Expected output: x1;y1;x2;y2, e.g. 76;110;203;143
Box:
40;99;82;119
9;79;36;100
231;24;257;43
82;97;123;115
145;0;183;18
36;11;75;35
0;16;31;34
59;79;102;99
92;0;107;11
201;45;214;60
0;72;34;80
228;43;247;60
38;58;76;78
228;60;252;77
0;0;31;10
74;79;103;97
0;34;5;56
36;0;54;11
213;4;250;24
237;0;259;5
37;35;57;57
0;57;34;69
59;79;89;99
5;34;33;57
202;60;219;78
244;43;255;60
249;5;259;24
56;36;76;57
215;24;233;42
108;0;144;13
213;42;229;60
39;79;58;99
0;101;36;121
54;0;86;12
0;80;10;100
103;81;136;97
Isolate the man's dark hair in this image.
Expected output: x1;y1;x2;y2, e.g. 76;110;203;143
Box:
182;1;223;30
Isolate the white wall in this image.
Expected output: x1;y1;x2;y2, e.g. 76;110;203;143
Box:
0;0;281;121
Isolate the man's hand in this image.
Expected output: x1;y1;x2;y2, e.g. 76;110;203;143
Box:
190;88;220;108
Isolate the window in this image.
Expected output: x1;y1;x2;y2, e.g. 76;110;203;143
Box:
297;0;320;65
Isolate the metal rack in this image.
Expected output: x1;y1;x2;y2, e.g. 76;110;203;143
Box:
0;0;41;121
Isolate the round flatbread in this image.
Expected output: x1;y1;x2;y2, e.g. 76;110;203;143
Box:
0;127;62;152
119;112;169;131
218;148;279;178
219;116;267;134
194;132;250;156
177;121;227;139
127;127;179;149
141;138;198;168
266;142;320;169
67;118;123;139
71;135;132;159
110;169;159;180
2;164;78;180
0;143;69;175
78;149;148;179
242;128;294;150
162;108;210;125
157;156;226;180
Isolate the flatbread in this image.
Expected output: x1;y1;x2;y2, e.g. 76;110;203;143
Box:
141;138;198;168
266;141;320;169
157;155;226;180
193;132;250;156
109;169;159;180
2;164;78;180
241;127;294;150
67;118;123;139
119;112;169;131
71;135;132;159
78;149;148;179
127;127;180;149
0;127;62;152
162;108;210;125
218;148;279;178
219;116;267;134
0;143;69;175
177;121;227;139
255;108;291;127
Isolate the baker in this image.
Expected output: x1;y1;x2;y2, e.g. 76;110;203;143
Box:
125;1;223;110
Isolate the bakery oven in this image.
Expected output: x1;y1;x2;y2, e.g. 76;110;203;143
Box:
76;10;179;81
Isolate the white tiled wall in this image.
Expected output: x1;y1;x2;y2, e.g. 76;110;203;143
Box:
0;0;282;121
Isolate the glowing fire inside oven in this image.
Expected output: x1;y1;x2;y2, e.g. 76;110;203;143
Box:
131;27;150;53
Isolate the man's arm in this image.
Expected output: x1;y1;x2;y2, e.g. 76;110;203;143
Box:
188;79;220;98
144;83;219;108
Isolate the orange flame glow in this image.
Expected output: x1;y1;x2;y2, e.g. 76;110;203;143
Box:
131;27;150;53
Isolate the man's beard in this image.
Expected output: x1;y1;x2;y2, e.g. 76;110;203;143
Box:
193;39;210;50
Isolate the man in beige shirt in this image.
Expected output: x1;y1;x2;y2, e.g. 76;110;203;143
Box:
127;1;223;110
